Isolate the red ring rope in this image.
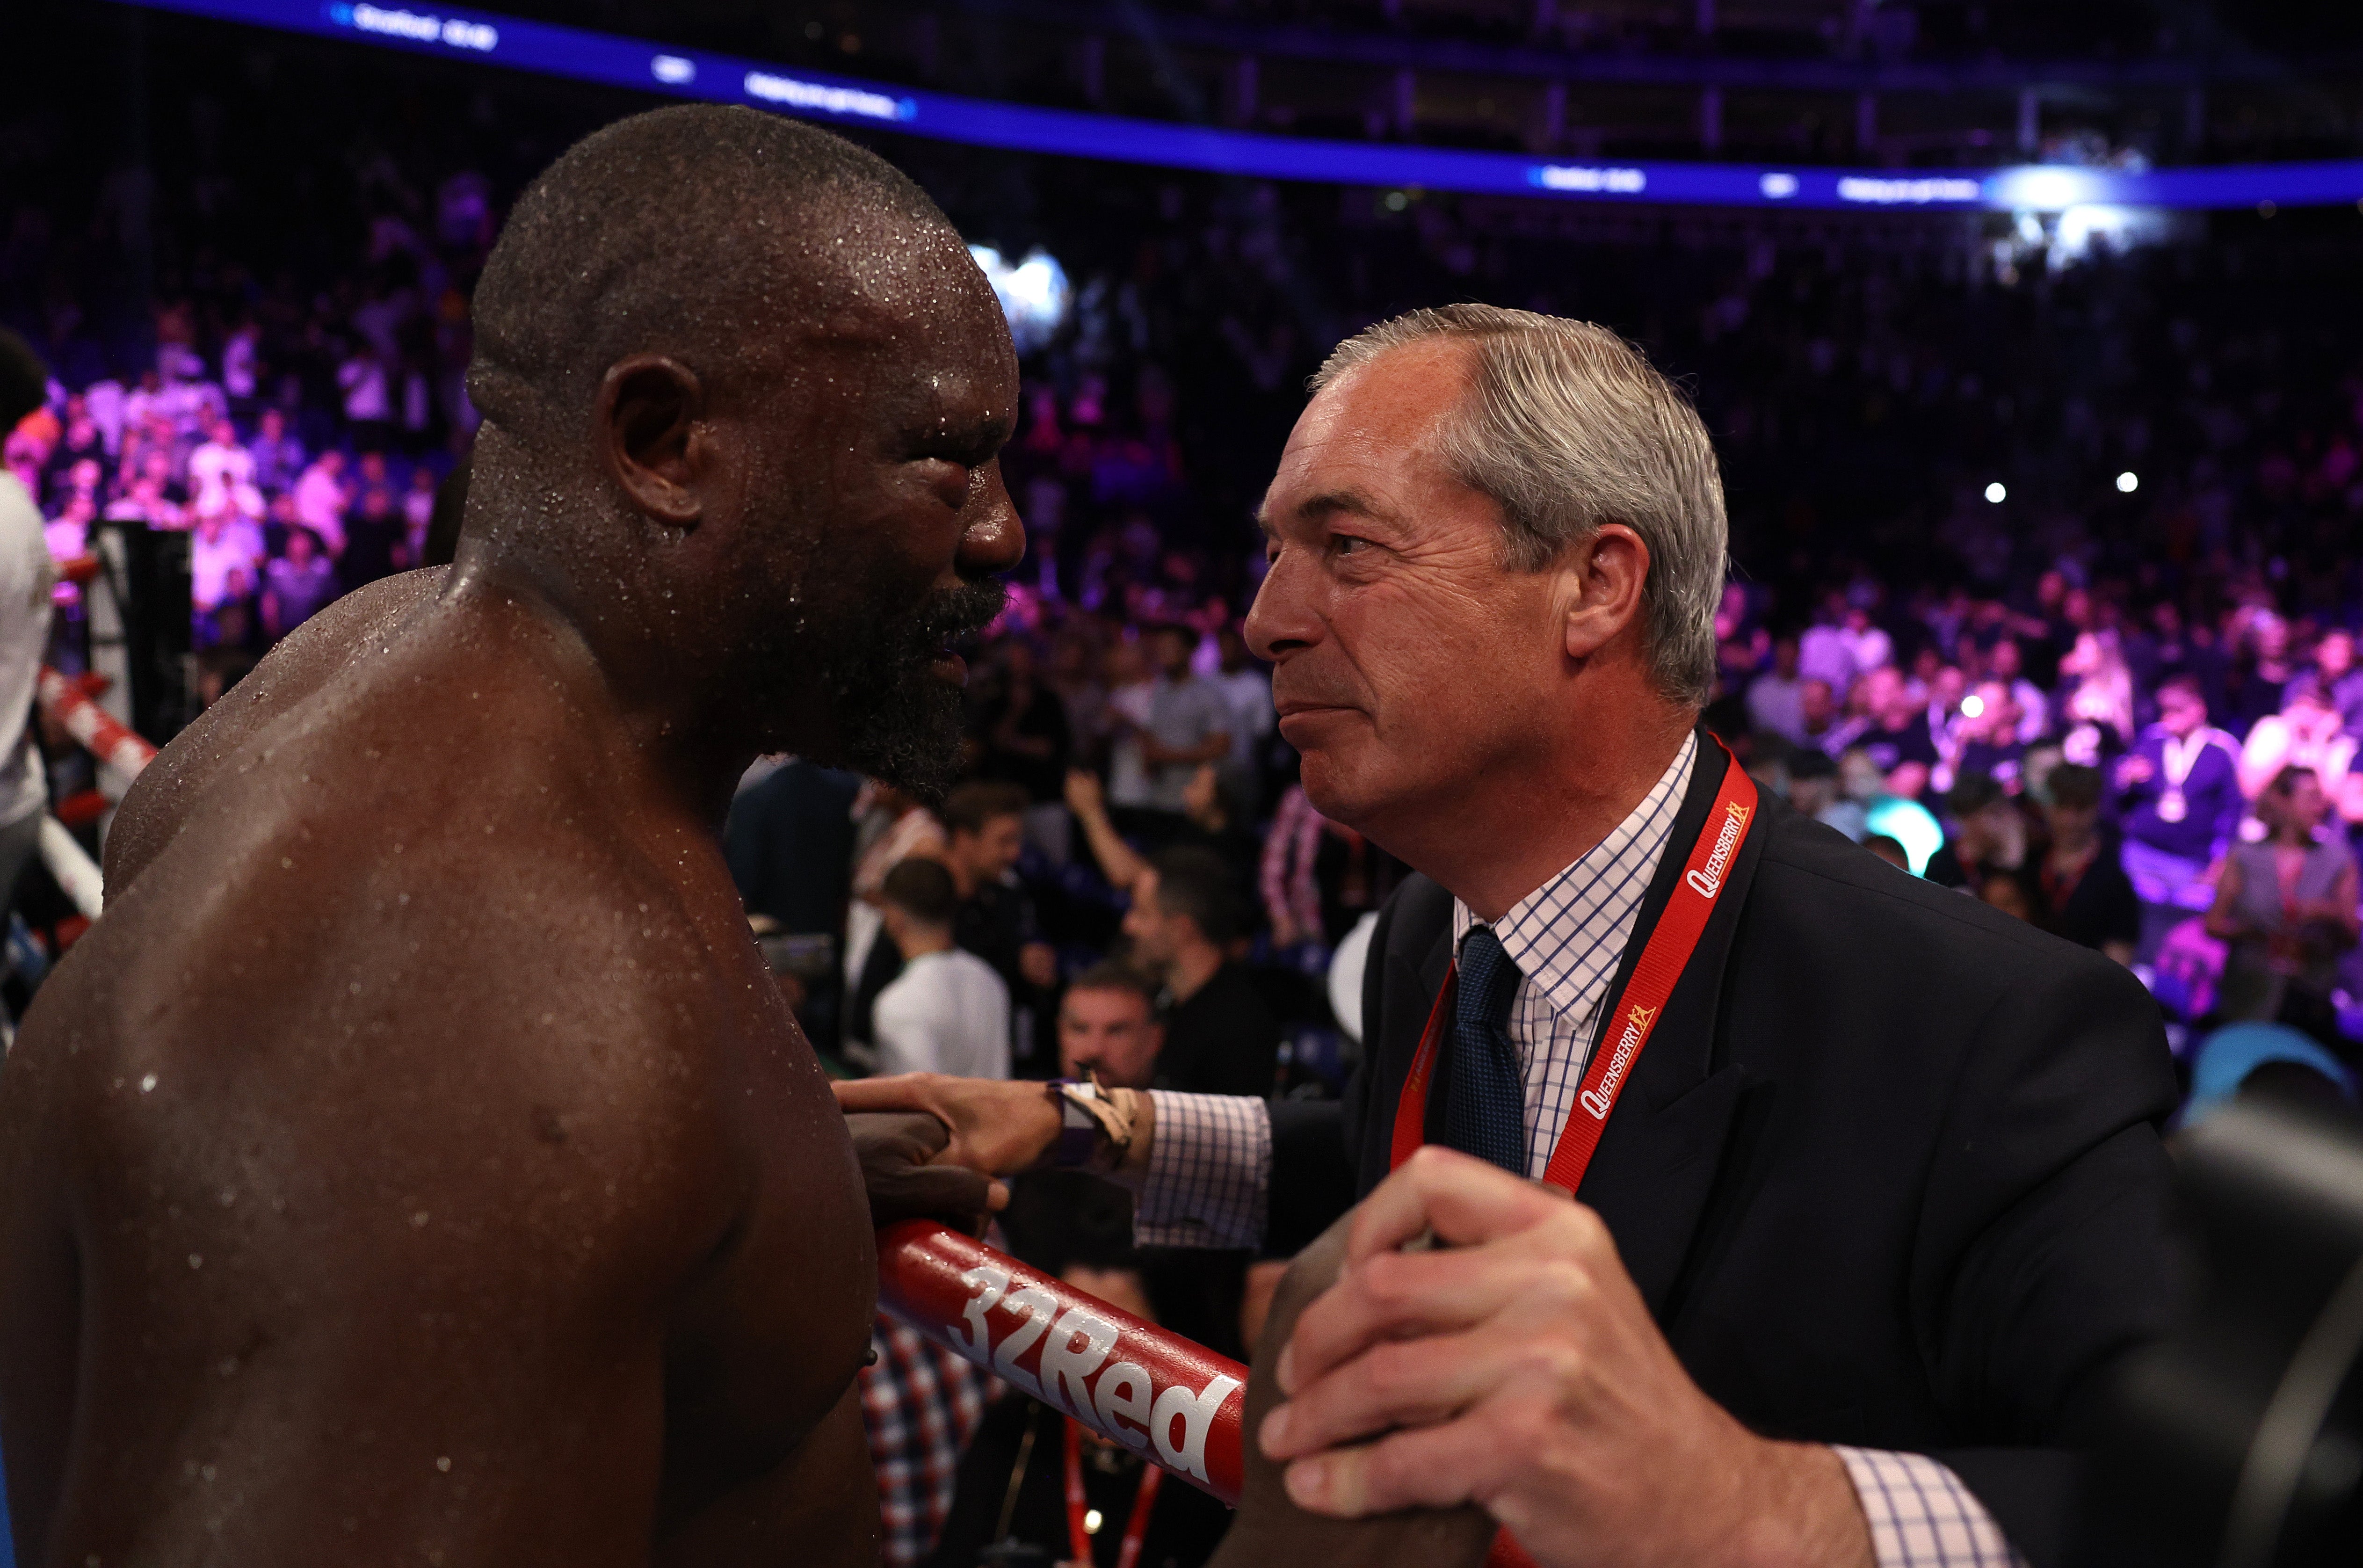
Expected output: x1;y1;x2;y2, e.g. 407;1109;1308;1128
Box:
875;1220;1536;1568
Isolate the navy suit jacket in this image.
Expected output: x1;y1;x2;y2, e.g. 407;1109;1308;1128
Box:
1268;734;2182;1565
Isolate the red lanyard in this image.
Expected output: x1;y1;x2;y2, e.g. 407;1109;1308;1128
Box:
1389;743;1759;1197
2040;846;2093;917
1064;1416;1162;1568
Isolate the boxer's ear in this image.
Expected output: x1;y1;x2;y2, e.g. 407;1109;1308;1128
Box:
596;355;708;527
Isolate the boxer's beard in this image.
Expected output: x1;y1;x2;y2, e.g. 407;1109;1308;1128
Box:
812;576;1007;804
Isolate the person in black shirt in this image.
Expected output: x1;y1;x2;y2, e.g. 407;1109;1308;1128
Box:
973;636;1073;808
2225;611;2298;735
1953;677;2031;795
942;780;1059;1071
850;782;1057;1068
725;759;863;936
1056;961;1167;1090
2033;764;2140;965
1848;666;1940;799
339;481;405;587
1124;845;1280;1099
723;758;861;1050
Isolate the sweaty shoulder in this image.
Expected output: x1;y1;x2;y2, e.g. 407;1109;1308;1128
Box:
72;569;754;1168
0;806;772;1562
73;748;737;1158
103;568;449;894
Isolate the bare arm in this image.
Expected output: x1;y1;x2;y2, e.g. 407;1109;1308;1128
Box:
2236;721;2286;801
654;1382;880;1568
1066;769;1150;893
28;836;870;1568
2341;770;2363;826
2328;738;2359;805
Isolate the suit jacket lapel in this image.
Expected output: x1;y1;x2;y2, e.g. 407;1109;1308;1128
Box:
1358;879;1457;1197
1574;730;1765;1318
1359;731;1767;1312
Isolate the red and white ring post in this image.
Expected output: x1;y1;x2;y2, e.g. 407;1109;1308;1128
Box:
28;668;159;925
36;667;158;784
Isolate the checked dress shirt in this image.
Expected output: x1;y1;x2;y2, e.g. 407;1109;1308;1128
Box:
859;1316;997;1567
1136;734;2024;1568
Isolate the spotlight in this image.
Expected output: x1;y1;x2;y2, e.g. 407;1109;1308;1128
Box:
966;245;1073;356
2116;471;2138;493
1985;482;2007;503
1961;694;1986;718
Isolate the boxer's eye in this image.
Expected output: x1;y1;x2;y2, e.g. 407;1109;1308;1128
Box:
908;452;980;506
912;423;1003;466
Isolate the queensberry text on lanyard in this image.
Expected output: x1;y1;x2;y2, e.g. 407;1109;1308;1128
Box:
1388;745;1759;1197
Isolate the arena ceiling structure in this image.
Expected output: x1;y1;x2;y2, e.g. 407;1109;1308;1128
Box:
602;0;2363;164
110;0;2363;215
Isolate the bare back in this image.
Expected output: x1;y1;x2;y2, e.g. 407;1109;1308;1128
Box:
0;569;879;1566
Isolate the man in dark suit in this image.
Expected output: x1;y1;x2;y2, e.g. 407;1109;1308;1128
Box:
842;306;2175;1568
1126;845;1283;1098
1250;743;2170;1568
725;757;862;1048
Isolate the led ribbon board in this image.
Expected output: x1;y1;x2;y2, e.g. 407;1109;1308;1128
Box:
129;0;2363;211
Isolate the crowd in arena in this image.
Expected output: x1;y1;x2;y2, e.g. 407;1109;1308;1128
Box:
14;232;2363;1564
8;34;2363;1564
10;201;2363;1063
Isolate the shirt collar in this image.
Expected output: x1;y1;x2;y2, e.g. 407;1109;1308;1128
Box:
1450;733;1699;1019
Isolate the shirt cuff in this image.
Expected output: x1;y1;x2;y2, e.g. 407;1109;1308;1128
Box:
1833;1446;2028;1568
1134;1091;1270;1250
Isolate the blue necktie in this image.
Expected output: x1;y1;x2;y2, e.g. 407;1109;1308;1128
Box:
1443;926;1528;1176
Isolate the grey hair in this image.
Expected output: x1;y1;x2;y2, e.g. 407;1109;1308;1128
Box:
1312;305;1727;708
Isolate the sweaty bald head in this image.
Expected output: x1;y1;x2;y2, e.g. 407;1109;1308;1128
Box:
468;103;957;446
455;104;1023;802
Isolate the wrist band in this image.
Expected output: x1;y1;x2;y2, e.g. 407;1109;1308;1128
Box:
1047;1078;1101;1168
1045;1074;1137;1170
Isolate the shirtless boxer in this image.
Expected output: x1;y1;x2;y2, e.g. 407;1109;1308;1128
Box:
0;107;1020;1566
0;105;1493;1568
